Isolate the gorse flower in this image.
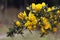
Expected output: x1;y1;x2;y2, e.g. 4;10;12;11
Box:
27;26;33;30
42;2;46;7
56;10;60;15
18;12;23;19
41;17;48;23
47;7;52;12
44;23;51;30
23;11;27;19
24;11;37;30
28;11;37;25
35;3;42;11
31;3;36;10
33;25;36;30
24;20;37;30
32;20;37;25
53;27;57;32
23;11;27;17
18;11;27;19
24;21;32;27
54;21;57;24
15;21;21;27
51;6;55;10
28;11;37;21
31;2;46;12
41;17;51;30
41;27;46;33
24;21;33;30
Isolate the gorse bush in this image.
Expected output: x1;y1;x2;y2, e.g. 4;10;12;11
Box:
7;2;60;37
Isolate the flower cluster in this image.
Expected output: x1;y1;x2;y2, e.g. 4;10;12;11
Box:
7;2;60;37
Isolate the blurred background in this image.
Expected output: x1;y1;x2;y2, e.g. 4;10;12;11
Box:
0;0;60;40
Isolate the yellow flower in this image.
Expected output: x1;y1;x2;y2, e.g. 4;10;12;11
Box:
47;7;52;12
24;21;32;27
51;6;55;10
53;27;57;32
23;11;27;17
56;10;60;15
41;17;51;29
27;26;32;30
18;11;27;19
54;21;57;24
15;21;21;27
28;12;37;21
45;23;51;30
42;2;46;7
29;11;34;17
23;11;27;19
18;12;23;19
35;3;42;11
32;20;37;25
27;21;32;26
41;27;46;33
33;25;36;29
31;3;36;10
41;17;48;23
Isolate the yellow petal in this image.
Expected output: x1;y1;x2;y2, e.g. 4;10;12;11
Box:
35;3;42;11
28;11;36;21
54;21;57;24
18;12;23;19
25;21;32;26
41;27;46;33
27;26;32;30
42;17;48;24
32;20;37;25
56;10;60;15
33;25;36;29
31;3;36;10
23;11;27;18
42;2;46;7
47;7;52;12
51;6;55;10
45;23;51;29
